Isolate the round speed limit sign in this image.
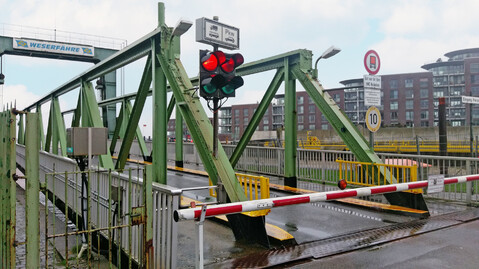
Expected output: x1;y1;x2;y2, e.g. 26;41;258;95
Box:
366;106;381;132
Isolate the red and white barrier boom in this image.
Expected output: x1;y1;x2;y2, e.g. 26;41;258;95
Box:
174;174;479;222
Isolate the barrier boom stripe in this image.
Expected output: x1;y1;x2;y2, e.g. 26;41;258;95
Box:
174;174;479;222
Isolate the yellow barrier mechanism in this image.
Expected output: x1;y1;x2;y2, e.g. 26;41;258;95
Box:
336;159;422;194
209;173;271;217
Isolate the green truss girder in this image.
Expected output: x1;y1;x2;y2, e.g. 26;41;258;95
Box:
291;66;394;184
36;104;45;150
115;55;152;170
230;68;284;167
156;53;247;202
51;97;68;156
109;102;124;155
284;58;297;181
152;36;167;184
80;81;114;169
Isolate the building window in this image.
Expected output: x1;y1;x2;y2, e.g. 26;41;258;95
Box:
420;99;429;109
391;111;398;120
309;124;316;130
390;90;398;99
420;78;429;88
390;101;398;110
309;115;315;123
243;117;248;125
405;89;414;98
234;109;240;116
471;74;479;84
450;86;464;96
263;117;269;125
333;94;340;103
308;96;313;104
298;115;304;123
389;80;398;89
321;124;329;130
421;111;429;119
471;63;479;73
405;79;413;88
234;126;240;140
298;124;304;131
434;89;445;98
420;89;429;98
234;117;239;125
406;111;414;120
451;99;462;107
243;108;249;117
406;100;414;110
421;121;429;127
298;105;304;114
263;125;269;131
298;96;304;104
472;86;479;96
309;104;315;113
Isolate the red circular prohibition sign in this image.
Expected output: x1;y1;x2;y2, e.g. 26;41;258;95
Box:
364;50;381;75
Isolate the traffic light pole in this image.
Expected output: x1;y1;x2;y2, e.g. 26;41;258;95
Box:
213;97;219;157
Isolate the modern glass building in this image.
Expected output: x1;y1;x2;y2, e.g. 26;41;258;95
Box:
422;48;479;126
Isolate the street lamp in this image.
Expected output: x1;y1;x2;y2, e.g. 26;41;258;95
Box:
312;46;341;79
172;19;193;37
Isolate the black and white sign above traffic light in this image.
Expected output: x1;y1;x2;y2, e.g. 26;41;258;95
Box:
199;49;244;100
196;17;240;50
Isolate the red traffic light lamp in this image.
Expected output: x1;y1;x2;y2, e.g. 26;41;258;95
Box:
199;49;244;99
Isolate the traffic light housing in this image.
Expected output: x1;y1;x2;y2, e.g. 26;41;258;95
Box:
199;49;244;99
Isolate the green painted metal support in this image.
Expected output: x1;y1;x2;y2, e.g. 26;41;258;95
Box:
51;97;67;156
17;114;24;145
7;111;16;269
36;105;45;150
291;66;392;183
125;101;150;158
109;103;124;155
25;113;40;268
0;110;16;268
80;81;115;169
115;55;152;170
144;164;153;266
230;68;284;167
152;34;168;184
175;105;183;167
119;101;129;139
157;51;247;202
284;58;298;187
167;96;175;121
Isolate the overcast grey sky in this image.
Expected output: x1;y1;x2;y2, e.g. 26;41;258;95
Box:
2;0;479;136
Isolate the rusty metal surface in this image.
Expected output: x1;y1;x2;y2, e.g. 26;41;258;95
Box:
211;208;479;268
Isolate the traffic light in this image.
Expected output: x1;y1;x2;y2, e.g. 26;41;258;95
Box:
199;49;244;99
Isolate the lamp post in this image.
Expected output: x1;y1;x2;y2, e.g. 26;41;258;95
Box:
312;46;341;79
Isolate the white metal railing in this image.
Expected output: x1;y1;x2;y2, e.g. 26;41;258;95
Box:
16;145;179;268
118;141;479;203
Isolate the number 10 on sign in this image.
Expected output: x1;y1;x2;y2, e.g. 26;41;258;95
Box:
366;106;381;132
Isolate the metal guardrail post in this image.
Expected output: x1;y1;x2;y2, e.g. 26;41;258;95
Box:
25;113;40;268
466;159;472;204
195;205;207;269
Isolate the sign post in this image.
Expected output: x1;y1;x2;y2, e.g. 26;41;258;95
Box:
462;95;479;157
363;50;381;148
